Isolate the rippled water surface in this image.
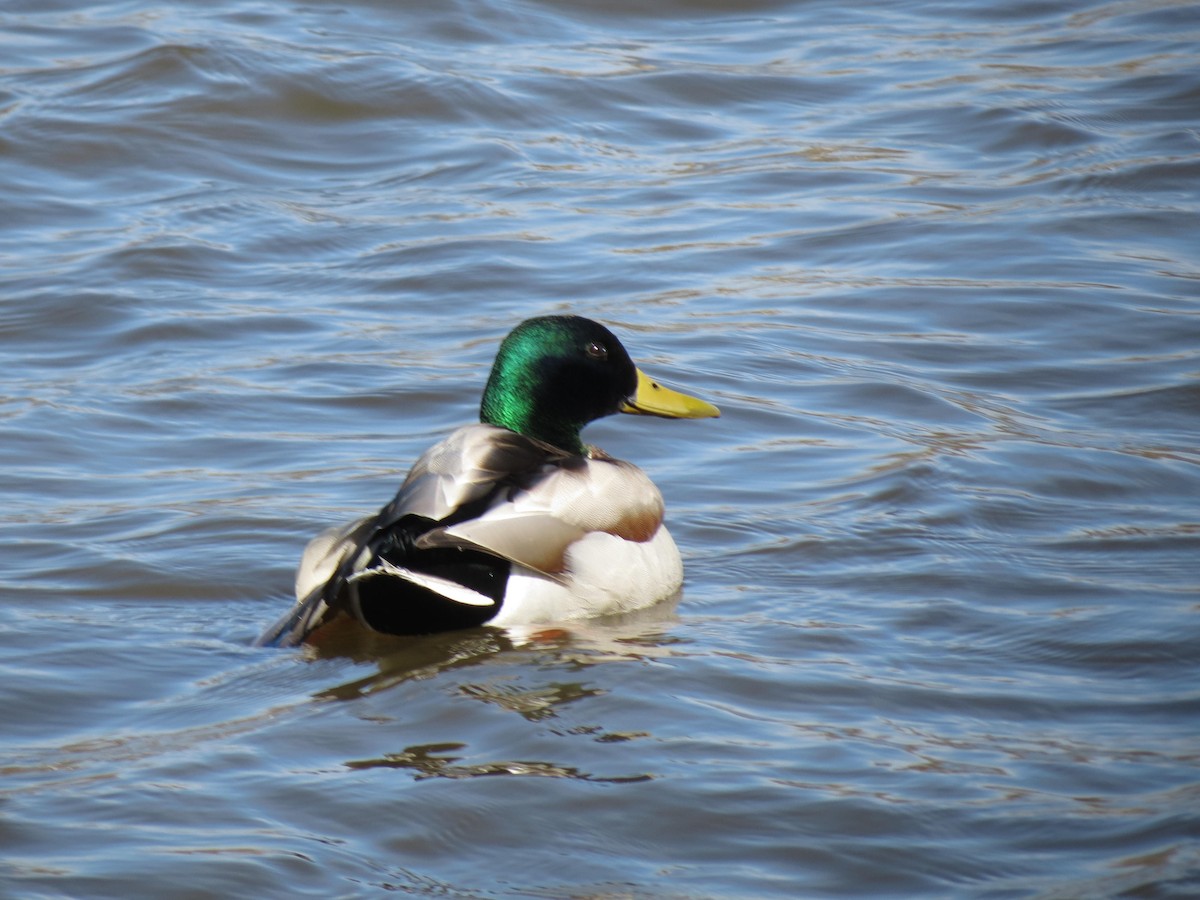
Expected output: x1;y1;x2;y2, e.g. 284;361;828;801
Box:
3;0;1199;896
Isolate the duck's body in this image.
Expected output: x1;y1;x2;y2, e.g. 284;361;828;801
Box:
256;315;718;648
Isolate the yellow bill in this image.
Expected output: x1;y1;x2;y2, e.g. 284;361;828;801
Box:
621;369;720;419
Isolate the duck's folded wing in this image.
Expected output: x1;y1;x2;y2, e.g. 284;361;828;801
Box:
418;514;587;577
416;456;665;577
377;424;569;526
256;425;566;647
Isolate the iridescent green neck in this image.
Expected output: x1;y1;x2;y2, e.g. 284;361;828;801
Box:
479;320;588;454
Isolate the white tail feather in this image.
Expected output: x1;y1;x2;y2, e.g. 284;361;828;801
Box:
350;560;496;607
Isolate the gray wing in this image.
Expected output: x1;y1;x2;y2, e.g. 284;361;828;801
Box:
376;424;567;526
255;425;565;647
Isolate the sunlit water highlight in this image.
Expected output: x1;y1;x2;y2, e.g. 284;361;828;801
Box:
2;0;1198;897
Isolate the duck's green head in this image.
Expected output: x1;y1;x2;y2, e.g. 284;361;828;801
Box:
480;315;719;454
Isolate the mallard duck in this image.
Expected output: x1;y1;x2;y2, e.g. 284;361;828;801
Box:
256;315;719;647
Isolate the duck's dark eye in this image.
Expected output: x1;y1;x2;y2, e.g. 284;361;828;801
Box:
585;341;608;361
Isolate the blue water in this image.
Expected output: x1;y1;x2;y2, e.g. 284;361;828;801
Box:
2;0;1199;896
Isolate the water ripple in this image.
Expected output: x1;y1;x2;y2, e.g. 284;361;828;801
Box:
3;0;1199;896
